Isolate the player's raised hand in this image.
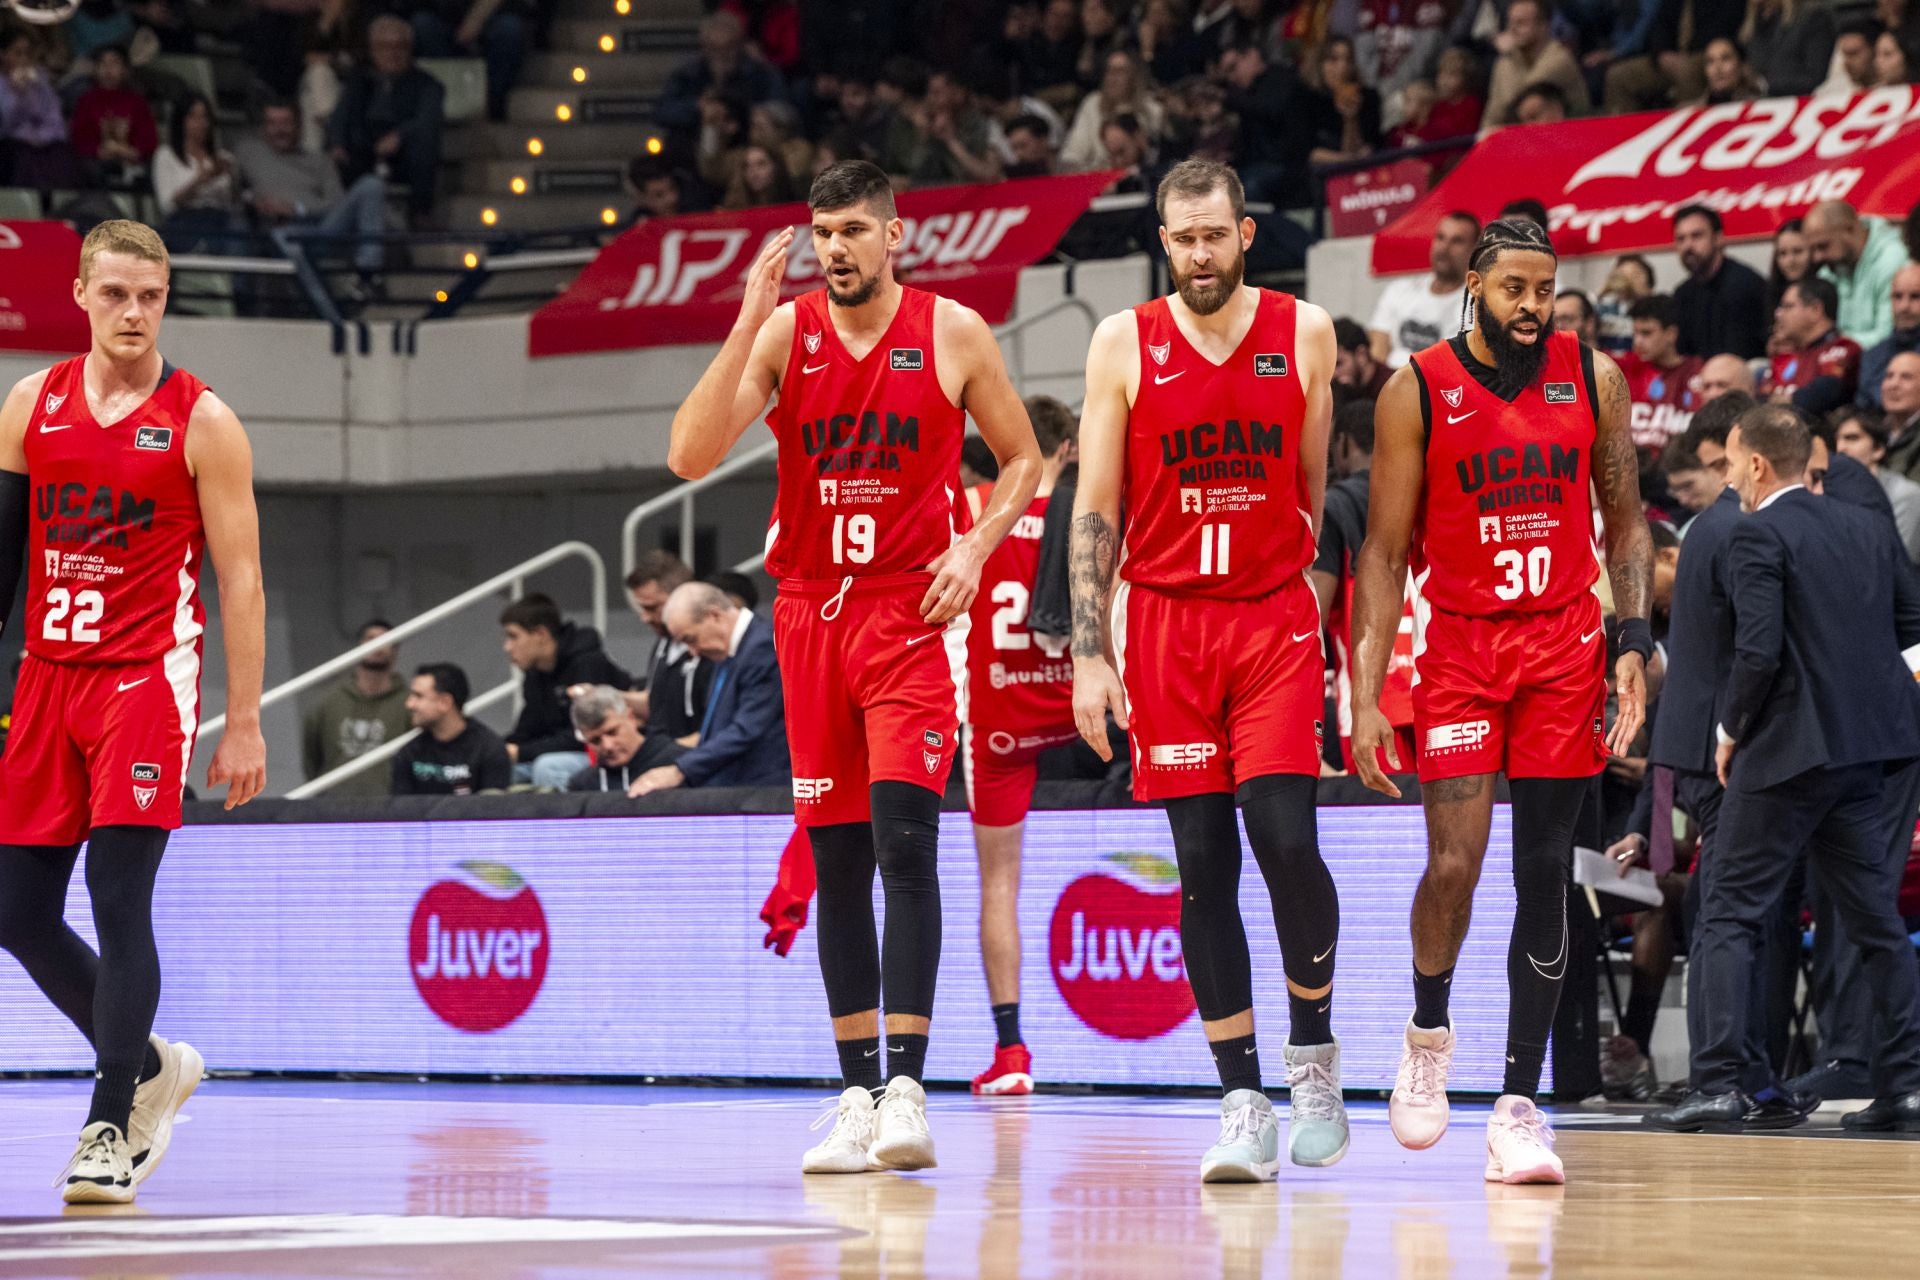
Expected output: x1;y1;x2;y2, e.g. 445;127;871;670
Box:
1609;651;1647;758
1348;703;1403;799
208;724;267;809
1072;658;1128;761
921;536;986;624
738;227;795;333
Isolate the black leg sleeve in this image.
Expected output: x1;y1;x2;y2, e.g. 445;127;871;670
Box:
1239;774;1338;991
1504;776;1589;1099
872;780;943;1021
83;826;168;1132
1166;791;1252;1024
0;841;95;1044
809;822;881;1020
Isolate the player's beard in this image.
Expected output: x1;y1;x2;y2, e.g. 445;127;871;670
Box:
1480;303;1555;398
1173;247;1244;316
826;259;883;308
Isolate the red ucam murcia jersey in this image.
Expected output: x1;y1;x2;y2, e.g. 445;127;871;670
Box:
763;287;967;580
1616;351;1700;452
1408;331;1600;614
24;356;208;665
1120;289;1315;599
956;484;1071;734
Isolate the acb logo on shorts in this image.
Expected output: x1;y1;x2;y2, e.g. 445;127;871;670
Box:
1425;721;1491;752
131;762;161;812
1147;742;1219;768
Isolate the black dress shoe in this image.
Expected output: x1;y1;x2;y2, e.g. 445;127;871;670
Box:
1644;1089;1751;1132
1744;1089;1813;1130
1841;1091;1920;1132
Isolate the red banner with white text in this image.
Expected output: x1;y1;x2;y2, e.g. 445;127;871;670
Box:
1372;89;1920;275
0;221;89;355
528;172;1119;357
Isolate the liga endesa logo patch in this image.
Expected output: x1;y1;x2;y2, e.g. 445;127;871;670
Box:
1049;852;1195;1040
409;860;548;1033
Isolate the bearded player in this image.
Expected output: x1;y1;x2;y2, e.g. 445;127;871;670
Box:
1073;160;1346;1182
956;395;1080;1096
0;220;266;1203
1348;218;1652;1184
669;160;1041;1174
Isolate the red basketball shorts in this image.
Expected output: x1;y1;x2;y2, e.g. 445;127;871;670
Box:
961;723;1080;827
1114;576;1325;800
1412;594;1609;783
0;646;200;845
775;573;968;827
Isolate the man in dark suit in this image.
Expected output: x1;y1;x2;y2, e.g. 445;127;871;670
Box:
327;15;445;221
1648;404;1920;1132
628;582;790;794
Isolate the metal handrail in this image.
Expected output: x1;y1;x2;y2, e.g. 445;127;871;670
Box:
619;296;1101;577
197;540;606;738
285;677;518;798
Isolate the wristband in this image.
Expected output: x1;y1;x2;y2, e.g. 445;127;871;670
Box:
1615;616;1653;665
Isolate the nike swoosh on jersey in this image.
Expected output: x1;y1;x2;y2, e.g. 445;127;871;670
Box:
1447;411;1476;424
803;362;829;375
904;632;939;647
38;423;72;433
1291;631;1318;643
116;677;150;692
1154;371;1185;385
1579;629;1602;644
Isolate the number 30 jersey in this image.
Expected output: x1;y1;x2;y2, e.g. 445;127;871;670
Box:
1407;331;1599;615
24;356;208;666
764;287;967;581
1120;289;1315;600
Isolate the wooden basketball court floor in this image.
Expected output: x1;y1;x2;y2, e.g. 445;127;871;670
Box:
2;1079;1917;1279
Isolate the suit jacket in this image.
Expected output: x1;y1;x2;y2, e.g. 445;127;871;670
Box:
327;67;444;179
674;613;790;788
1649;486;1742;775
1719;487;1920;790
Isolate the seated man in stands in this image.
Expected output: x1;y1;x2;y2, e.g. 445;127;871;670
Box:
234;99;387;275
1762;277;1862;416
500;593;634;790
392;663;512;796
627;582;788;796
69;45;156;188
566;685;685;793
327;15;444;225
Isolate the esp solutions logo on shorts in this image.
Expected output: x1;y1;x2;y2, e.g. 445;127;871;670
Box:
410;860;548;1033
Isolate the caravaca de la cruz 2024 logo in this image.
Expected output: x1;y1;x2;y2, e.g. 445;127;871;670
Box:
1050;852;1194;1040
410;860;548;1033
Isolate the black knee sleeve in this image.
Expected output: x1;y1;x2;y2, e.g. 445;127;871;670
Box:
83;827;167;1068
0;842;95;1043
809;822;880;1019
871;780;942;1020
1503;777;1588;1096
1239;774;1338;991
1166;792;1252;1024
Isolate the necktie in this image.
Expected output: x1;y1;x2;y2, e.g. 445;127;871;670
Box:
700;664;729;740
1649;765;1676;875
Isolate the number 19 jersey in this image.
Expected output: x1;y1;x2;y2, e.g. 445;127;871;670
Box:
1408;331;1598;615
764;287;966;581
1120;289;1315;600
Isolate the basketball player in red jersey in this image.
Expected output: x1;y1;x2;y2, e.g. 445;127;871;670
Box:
1073;160;1347;1182
956;395;1080;1096
1349;218;1652;1184
669;161;1041;1174
0;221;265;1203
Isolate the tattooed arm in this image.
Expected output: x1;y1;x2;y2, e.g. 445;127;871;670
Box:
1069;310;1137;760
1592;348;1654;756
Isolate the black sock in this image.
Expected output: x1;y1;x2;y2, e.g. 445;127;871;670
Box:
991;1003;1022;1049
836;1036;883;1091
1288;992;1333;1046
1413;965;1454;1030
86;1060;141;1133
140;1041;163;1083
885;1032;930;1084
1210;1033;1262;1094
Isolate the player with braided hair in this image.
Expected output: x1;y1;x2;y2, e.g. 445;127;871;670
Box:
1348;217;1653;1183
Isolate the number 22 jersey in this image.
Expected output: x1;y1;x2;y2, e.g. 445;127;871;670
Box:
1407;331;1599;616
24;356;208;666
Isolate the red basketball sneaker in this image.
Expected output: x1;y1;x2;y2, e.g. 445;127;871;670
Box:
971;1044;1034;1096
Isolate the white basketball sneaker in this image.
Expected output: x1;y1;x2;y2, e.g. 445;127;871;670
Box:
1389;1017;1456;1150
870;1077;937;1171
1485;1095;1565;1184
803;1086;879;1175
129;1035;204;1185
58;1122;134;1204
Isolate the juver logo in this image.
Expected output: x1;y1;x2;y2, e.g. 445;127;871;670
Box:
409;860;548;1033
1050;852;1195;1040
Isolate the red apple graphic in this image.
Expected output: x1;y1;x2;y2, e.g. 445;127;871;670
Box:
1049;852;1195;1040
409;860;549;1033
